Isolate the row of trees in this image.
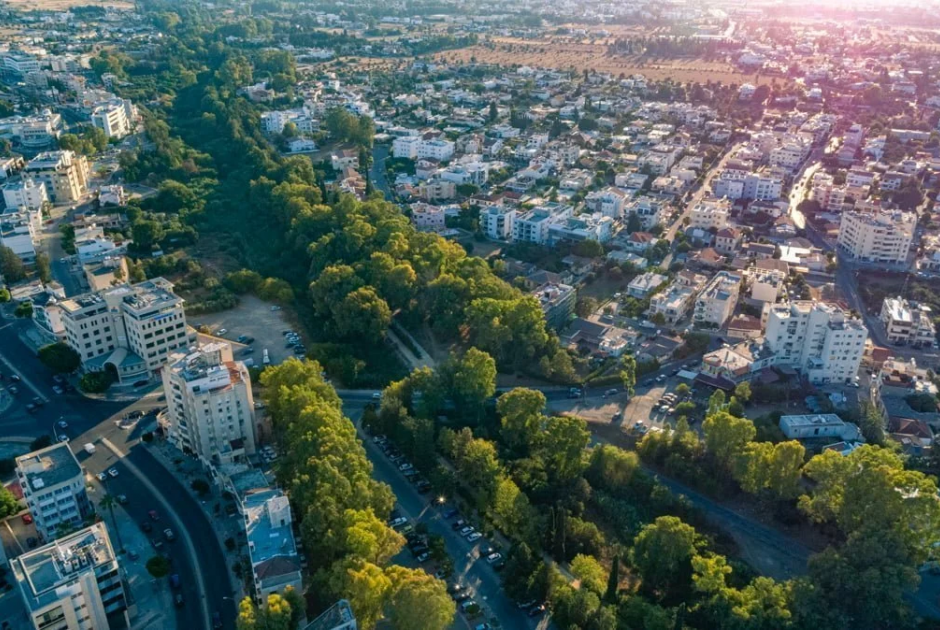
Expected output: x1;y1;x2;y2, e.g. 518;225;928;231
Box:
260;360;455;629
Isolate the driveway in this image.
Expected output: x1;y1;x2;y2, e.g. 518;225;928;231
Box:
348;406;546;630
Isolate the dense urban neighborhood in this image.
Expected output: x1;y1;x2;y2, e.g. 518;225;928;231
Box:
2;1;940;630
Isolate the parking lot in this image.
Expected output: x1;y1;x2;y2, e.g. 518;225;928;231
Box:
189;295;305;367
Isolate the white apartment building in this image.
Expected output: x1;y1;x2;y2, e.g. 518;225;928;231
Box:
624;197;665;230
410;203;446;232
392;136;456;161
0;112;62;149
778;414;861;441
880;297;936;348
15;443;91;542
11;523;128;630
25;151;89;204
163;342;257;470
837;210;915;264
769;138;811;172
748;268;786;303
480;206;516;241
648;275;702;324
689;198;730;231
243;488;302;605
90;99;134;139
60;278;192;383
0;208;41;263
3;53;41;74
548;214;615;245
713;169;782;201
3;178;48;211
585;187;629;217
765;301;867;384
693;271;741;328
512;203;573;245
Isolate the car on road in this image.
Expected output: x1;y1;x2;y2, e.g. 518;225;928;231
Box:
117;494;128;504
475;624;492;630
170;574;180;589
271;305;281;311
57;435;69;443
174;593;184;608
57;420;68;429
141;521;153;533
21;513;32;524
107;468;119;478
213;612;223;629
372;392;382;400
127;549;139;560
217;329;227;336
10;375;20;382
163;528;175;542
467;532;483;542
25;403;37;413
486;552;502;564
148;510;160;521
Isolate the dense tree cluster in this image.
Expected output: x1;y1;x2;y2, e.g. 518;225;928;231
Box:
260;360;455;628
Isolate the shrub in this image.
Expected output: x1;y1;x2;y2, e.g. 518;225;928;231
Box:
191;479;211;496
14;302;32;318
38;343;81;374
146;555;170;578
79;371;113;393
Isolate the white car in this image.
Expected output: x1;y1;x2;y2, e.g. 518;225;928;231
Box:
467;532;483;542
486;552;502;564
107;468;119;478
460;526;474;536
398;462;413;472
96;472;107;482
388;517;407;528
217;328;227;335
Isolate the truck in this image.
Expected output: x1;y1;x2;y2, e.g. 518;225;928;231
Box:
262;349;270;366
83;443;96;455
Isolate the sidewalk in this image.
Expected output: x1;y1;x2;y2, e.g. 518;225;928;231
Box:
146;437;247;604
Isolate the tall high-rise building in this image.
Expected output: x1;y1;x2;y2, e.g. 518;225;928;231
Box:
24;150;89;204
11;522;129;630
162;342;257;469
15;442;91;542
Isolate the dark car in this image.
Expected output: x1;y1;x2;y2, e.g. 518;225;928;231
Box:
442;508;459;519
141;521;152;533
213;612;222;629
529;603;546;617
451;519;466;531
133;380;149;388
27;537;37;548
170;574;181;589
174;593;184;608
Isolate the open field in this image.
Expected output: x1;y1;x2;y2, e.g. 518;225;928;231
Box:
438;41;783;85
4;0;132;9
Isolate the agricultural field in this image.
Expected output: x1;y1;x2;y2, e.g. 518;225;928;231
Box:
437;39;783;85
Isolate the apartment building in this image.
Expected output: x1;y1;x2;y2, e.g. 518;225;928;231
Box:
163;342;257;470
624;197;665;230
585;187;629;217
765;301;867;384
548;214;615;245
0;208;41;263
410;203;446;232
689;198;730;231
90;99;134;139
244;489;303;605
627;272;667;298
480;206;515;241
3;178;47;211
60;278;192;383
392;136;456;161
648;282;698;324
25;151;89;204
693;271;741;328
532;282;576;330
778;414;861;441
747;267;786;303
880;297;937;348
712;169;782;201
3;53;41;74
16;443;91;542
11;523;128;630
837;210;915;265
512;203;573;245
769;137;811;172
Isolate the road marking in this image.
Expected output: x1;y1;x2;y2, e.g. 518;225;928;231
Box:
100;438;212;630
0;350;48;403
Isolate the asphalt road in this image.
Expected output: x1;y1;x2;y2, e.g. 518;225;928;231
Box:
348;406;546;630
0;312;237;629
370;145;392;198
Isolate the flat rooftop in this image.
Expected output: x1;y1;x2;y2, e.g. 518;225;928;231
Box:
16;442;82;491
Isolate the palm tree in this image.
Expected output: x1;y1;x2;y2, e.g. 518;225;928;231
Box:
99;495;124;553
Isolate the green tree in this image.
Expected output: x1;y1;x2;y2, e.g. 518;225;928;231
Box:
539;415;589;485
605;553;621;602
0;287;9;302
384;565;456;630
703;411;756;469
631;516;700;598
496;387;546;451
0;486;20;518
0;245;25;282
450;348;496;421
35;252;51;283
38;343;81;374
132;220;166;252
734;381;752;403
707;389;726;416
619;354;637;397
858;401;886;446
146;555;171;578
330;559;391;630
334;287;391;344
586;444;639;492
571;553;607;595
98;494;124;552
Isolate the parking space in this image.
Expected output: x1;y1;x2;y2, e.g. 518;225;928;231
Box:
189;295;302;367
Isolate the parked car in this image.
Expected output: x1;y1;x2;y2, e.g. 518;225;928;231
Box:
442;508;459;519
96;472;107;482
21;513;33;524
163;528;175;542
398;462;414;472
486;552;502;564
170;574;181;589
107;468;119;478
460;526;475;536
148;510;160;521
529;603;547;617
451;519;466;531
141;522;153;533
416;552;429;562
467;532;483;542
174;593;184;608
388;517;407;528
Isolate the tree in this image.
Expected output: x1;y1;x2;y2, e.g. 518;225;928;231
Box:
384;565;456;630
38;343;81;374
450;348;496;421
539;415;589;485
703;411;756;469
605;554;621;602
497;387;546;451
0;245;25;282
858;401;885;446
734;381;752;403
631;516;699;597
620;354;637;397
98;494;125;552
733;440;805;500
571;553;607;595
586;445;638;492
334;287;391;344
0;287;9;302
707;389;726;416
35;253;51;283
675;383;691;397
0;486;20;518
146;555;171;578
132;220;165;252
331;559;391;629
